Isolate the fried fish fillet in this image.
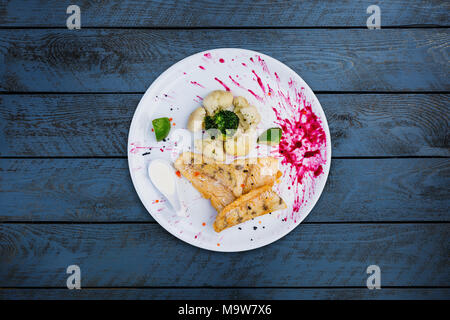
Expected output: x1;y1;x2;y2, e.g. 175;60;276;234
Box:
214;185;287;232
186;153;247;197
174;152;283;213
232;157;282;194
174;152;237;212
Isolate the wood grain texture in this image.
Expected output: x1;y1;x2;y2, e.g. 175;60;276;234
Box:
0;223;448;287
0;94;448;157
0;158;448;222
0;0;448;27
1;288;449;300
0;29;449;92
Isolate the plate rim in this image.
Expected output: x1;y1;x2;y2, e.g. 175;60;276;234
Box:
127;48;332;252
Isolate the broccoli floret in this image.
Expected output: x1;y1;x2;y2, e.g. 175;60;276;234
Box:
204;115;217;131
213;110;239;136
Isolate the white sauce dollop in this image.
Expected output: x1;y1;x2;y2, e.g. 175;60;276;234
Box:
149;160;175;196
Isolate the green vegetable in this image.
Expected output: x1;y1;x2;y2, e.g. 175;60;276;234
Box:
204;115;217;131
213;110;239;136
257;128;282;145
152;117;171;141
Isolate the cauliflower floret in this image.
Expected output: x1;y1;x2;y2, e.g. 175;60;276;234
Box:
233;96;251;130
187;106;206;132
236;105;261;130
224;128;256;156
195;138;225;162
232;96;249;111
203;90;233;115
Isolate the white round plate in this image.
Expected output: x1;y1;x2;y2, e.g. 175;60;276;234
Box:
128;48;331;252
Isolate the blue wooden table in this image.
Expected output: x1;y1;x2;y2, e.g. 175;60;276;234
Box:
0;0;449;300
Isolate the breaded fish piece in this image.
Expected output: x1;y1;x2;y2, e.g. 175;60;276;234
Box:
174;152;237;212
174;152;284;213
214;185;287;232
232;157;282;194
186;153;247;197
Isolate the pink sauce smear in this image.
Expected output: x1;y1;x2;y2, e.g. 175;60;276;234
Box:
272;88;327;214
190;81;205;88
229;75;243;88
274;72;280;81
214;77;231;91
256;55;270;73
252;70;266;94
247;89;264;102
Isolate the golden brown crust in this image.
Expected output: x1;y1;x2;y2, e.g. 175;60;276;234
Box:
231;157;281;194
213;185;287;232
175;152;246;198
174;152;236;212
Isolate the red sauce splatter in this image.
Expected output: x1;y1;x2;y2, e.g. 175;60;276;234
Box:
273;88;327;214
190;81;205;88
199;65;205;70
229;75;243;88
203;53;212;59
274;72;280;81
304;150;320;158
288;78;295;89
214;77;231;91
242;62;247;67
256;55;270;73
196;95;203;100
267;83;275;96
247;89;264;102
252;70;266;94
314;166;323;177
249;57;254;62
219;58;225;63
130;143;153;154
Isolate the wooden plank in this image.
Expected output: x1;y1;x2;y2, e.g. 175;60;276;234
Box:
0;223;448;287
0;29;448;92
0;0;448;27
0;94;448;157
0;158;448;222
1;288;449;300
